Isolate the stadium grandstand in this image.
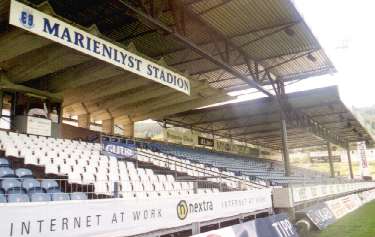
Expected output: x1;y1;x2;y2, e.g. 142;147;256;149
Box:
0;0;373;237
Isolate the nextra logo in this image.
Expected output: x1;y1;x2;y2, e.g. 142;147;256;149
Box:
176;200;214;220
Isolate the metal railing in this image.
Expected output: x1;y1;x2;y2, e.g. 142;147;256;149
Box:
136;149;267;189
0;177;239;202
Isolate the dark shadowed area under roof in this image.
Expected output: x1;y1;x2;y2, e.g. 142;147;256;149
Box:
0;0;335;123
7;0;335;91
163;86;373;150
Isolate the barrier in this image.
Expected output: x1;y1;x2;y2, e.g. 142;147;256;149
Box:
192;213;299;237
273;182;375;208
0;189;272;237
298;189;375;230
300;203;336;230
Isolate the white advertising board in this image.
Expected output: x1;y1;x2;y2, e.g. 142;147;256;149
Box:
9;0;190;95
0;189;272;237
26;116;51;137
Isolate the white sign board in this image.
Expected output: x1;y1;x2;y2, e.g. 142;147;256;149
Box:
0;189;272;237
357;141;370;177
27;116;51;137
9;0;190;95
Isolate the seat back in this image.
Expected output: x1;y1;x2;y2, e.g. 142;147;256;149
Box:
7;193;29;203
15;168;33;178
0;167;15;178
70;192;88;200
22;179;43;193
51;193;70;201
41;179;59;191
30;193;51;202
0;158;9;167
1;178;22;192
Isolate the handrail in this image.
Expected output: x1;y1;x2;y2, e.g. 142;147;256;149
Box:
136;149;267;189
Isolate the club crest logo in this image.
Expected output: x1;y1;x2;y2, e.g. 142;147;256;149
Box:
19;9;34;29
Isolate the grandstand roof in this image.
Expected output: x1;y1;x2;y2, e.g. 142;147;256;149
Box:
163;86;374;150
0;0;335;124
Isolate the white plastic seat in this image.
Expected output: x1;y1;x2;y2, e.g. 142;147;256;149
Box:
85;166;98;175
68;172;82;184
120;181;132;192
173;182;182;191
132;182;144;192
121;192;136;199
153;182;164;191
147;192;159;198
166;175;175;182
120;173;130;181
143;182;154;192
145;169;154;177
5;146;19;157
126;162;135;170
24;154;39;165
45;163;59;175
60;164;73;174
134;191;148;199
82;173;95;184
94;182;109;194
108;174;120;182
129;174;140;182
157;175;167;183
164;182;174;192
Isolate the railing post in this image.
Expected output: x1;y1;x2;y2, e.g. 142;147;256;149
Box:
219;173;223;192
193;181;198;194
175;160;178;178
191;222;200;235
113;181;120;198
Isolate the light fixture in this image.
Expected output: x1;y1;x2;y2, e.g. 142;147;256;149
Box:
284;28;295;36
307;53;317;62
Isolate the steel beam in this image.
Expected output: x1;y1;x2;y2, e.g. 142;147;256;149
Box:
210;49;318;85
327;142;335;177
280;116;291;176
119;0;273;96
346;142;354;179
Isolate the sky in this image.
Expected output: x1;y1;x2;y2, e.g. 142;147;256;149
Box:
293;0;375;108
226;0;375;109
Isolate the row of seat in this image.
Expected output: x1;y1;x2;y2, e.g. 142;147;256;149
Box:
0;131;223;198
142;141;333;185
0;157;88;203
0;192;87;203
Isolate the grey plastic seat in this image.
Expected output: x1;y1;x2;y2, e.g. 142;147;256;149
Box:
30;193;51;202
1;179;23;193
70;192;88;200
15;168;33;178
7;193;29;203
41;180;60;192
51;192;70;201
0;194;6;203
0;158;9;167
0;167;16;178
22;179;43;193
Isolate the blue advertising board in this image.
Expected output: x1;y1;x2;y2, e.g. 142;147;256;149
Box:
100;135;136;159
299;202;336;230
193;213;299;237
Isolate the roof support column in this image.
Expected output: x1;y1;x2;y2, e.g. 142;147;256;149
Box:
346;142;354;179
327;142;335;177
123;120;134;138
77;113;90;129
280;113;291;177
102;118;114;135
273;79;291;177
